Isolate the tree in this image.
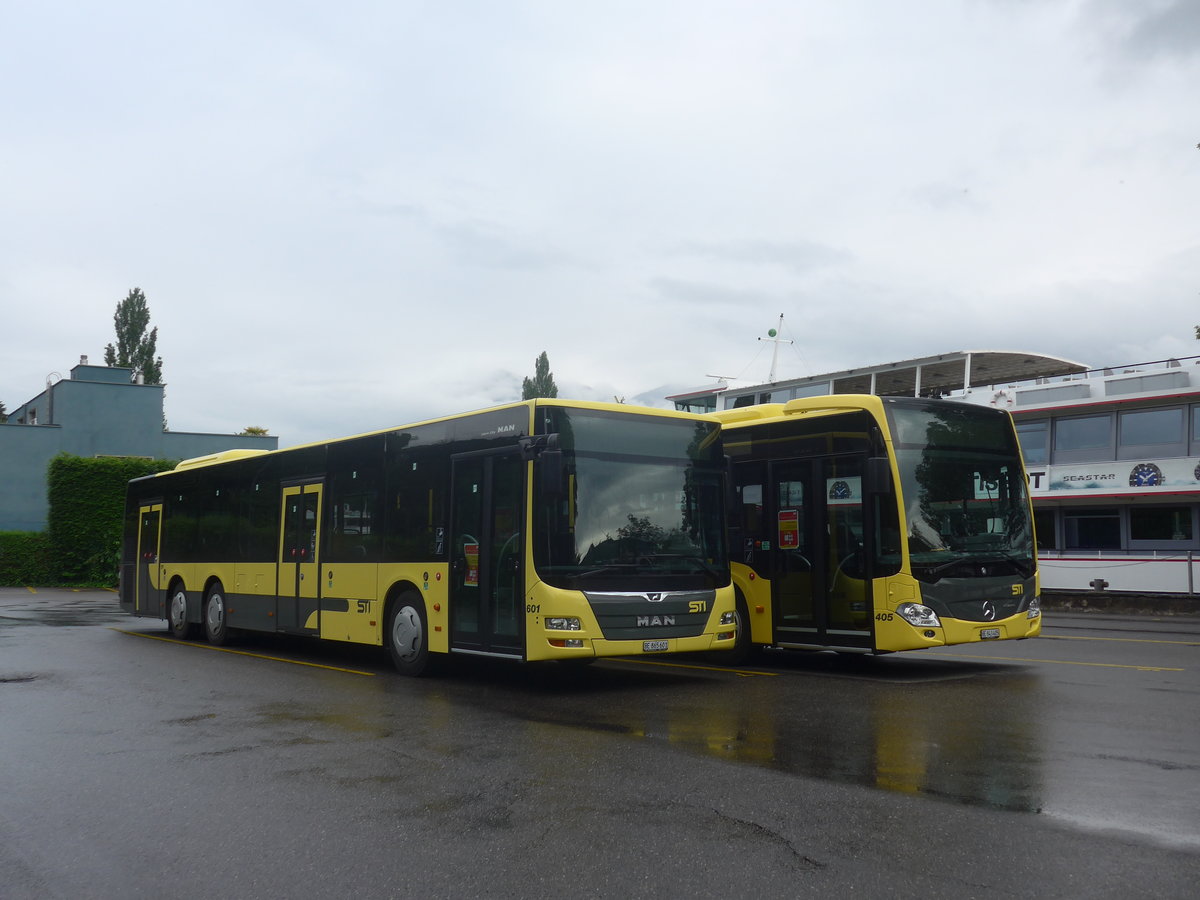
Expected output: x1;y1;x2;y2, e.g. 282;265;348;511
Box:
238;426;270;435
104;288;163;384
0;400;7;424
521;351;558;399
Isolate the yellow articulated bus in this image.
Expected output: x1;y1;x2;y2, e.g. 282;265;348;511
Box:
714;395;1041;660
120;400;735;674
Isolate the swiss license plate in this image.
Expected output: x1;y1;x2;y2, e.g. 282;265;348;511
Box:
643;640;669;652
979;628;1001;640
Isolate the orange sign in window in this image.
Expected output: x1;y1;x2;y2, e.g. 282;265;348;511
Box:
464;542;480;586
778;509;799;549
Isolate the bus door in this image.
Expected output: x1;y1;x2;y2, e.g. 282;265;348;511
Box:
768;456;873;649
449;448;524;657
136;503;163;615
277;482;323;634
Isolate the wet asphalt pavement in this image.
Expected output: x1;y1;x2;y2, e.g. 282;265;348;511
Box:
1;587;1198;898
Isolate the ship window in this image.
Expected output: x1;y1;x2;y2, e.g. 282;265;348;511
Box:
1053;414;1114;463
1118;407;1184;460
1129;506;1195;546
674;396;716;414
1016;419;1048;465
1033;509;1057;551
1063;508;1121;550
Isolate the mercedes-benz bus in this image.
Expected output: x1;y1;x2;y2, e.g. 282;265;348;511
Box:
715;395;1041;659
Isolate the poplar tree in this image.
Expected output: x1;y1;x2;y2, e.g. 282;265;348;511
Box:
521;351;558;399
104;287;163;384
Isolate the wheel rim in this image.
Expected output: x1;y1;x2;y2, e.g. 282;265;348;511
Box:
391;605;423;662
206;592;224;634
170;591;187;630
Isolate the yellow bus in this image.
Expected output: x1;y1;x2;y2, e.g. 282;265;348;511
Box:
715;395;1041;659
120;400;735;674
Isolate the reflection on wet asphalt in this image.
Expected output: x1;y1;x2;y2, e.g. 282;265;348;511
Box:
5;589;1196;850
434;651;1046;814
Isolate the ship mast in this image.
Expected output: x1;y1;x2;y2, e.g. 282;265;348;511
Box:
758;313;792;383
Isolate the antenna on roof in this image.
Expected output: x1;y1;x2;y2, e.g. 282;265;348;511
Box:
758;314;793;383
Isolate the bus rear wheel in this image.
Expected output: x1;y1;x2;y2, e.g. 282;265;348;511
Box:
203;582;232;646
387;591;431;676
168;584;198;640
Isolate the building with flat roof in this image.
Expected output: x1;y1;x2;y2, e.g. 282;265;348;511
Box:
0;358;277;531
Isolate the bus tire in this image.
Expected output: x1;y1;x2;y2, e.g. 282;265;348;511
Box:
724;591;758;666
203;582;232;646
168;583;198;640
387;591;431;676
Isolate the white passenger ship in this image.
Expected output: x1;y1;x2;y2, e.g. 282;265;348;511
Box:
669;350;1200;596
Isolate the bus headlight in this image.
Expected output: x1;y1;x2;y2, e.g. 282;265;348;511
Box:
896;603;941;628
545;617;581;631
1027;596;1042;619
719;611;736;625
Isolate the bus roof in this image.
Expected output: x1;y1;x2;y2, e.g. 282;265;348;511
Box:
164;398;716;473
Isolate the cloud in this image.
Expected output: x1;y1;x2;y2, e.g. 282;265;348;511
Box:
1107;0;1200;60
1;1;1198;448
675;238;853;272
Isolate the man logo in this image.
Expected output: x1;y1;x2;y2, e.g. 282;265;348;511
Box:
645;593;664;603
981;600;997;621
637;615;675;627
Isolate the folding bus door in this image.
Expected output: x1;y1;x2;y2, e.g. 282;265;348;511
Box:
769;455;873;649
448;448;525;657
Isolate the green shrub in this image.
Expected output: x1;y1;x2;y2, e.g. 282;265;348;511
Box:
46;454;176;586
0;531;52;585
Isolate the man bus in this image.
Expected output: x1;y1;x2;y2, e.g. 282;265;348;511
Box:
120;399;734;674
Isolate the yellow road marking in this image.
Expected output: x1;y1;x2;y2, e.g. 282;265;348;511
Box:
936;652;1183;672
620;657;777;677
111;628;376;676
25;586;36;594
1043;635;1200;646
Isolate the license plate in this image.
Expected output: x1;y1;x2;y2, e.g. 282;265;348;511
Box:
643;640;669;652
979;628;1001;640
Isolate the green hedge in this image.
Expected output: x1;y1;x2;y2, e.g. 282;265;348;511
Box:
0;531;52;585
45;454;176;585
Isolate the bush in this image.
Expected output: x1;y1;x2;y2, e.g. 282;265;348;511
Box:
0;531;52;586
46;454;176;586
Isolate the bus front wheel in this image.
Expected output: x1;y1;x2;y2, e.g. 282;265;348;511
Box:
387;591;431;676
724;592;758;666
203;582;231;646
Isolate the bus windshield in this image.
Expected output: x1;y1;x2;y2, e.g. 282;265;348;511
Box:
886;402;1034;583
533;408;729;591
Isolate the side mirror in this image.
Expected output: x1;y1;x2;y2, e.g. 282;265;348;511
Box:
538;449;565;496
866;456;893;494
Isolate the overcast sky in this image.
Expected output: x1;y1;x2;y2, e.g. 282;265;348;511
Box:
3;0;1198;447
